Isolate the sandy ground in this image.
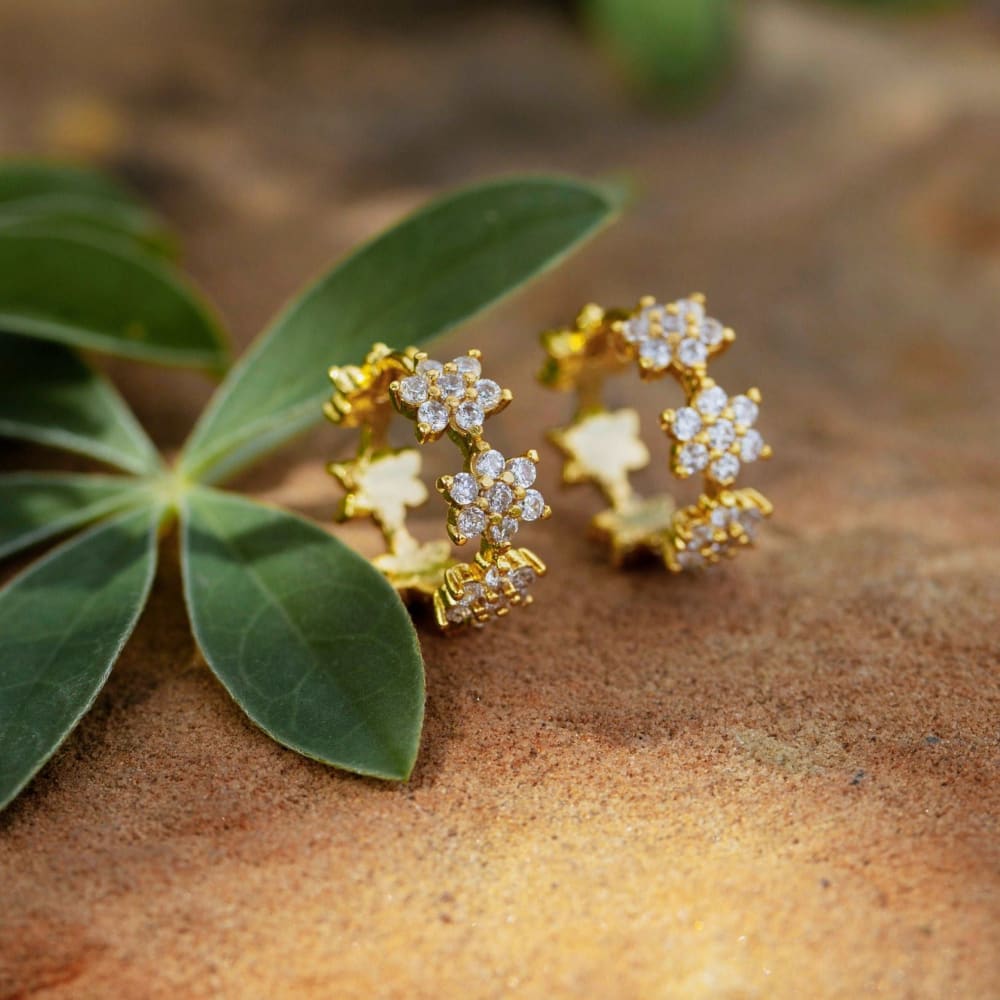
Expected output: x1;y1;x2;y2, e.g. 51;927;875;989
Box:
0;1;998;997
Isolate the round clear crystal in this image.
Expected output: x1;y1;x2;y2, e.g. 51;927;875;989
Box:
623;306;655;342
707;419;735;451
463;582;484;602
489;517;518;546
678;442;709;474
738;507;763;538
446;603;471;624
475;379;502;411
673;407;701;441
456;506;486;537
660;310;684;334
437;373;465;399
398;375;428;405
454;401;484;432
700;317;724;346
740;429;764;462
453;355;481;377
507;456;536;487
417;400;448;432
639;338;671;370
696;385;728;417
676;298;705;322
690;524;714;548
520;489;544;521
484;567;502;591
416;358;443;375
486;482;514;514
677;338;707;367
449;472;479;505
475;449;505;479
710;454;740;483
711;506;734;528
731;394;758;427
510;566;536;592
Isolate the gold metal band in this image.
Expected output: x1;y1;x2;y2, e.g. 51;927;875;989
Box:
325;344;550;631
539;293;773;571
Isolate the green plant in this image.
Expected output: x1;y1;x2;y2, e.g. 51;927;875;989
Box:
0;162;622;810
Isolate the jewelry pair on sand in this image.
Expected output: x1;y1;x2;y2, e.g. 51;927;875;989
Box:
325;293;773;632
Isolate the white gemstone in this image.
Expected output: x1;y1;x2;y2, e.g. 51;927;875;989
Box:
474;449;505;479
695;385;728;417
486;482;514;514
678;442;708;474
660;310;684;334
678;548;704;570
740;429;764;462
507;456;536;487
711;506;734;528
520;489;544;522
484;567;502;591
475;379;502;411
449;473;479;505
710;454;740;483
690;524;714;547
676;298;705;322
700;317;724;346
738;507;763;538
454;401;485;432
417;400;448;432
453;355;481;377
398;375;429;405
446;603;471;624
510;567;536;592
639;338;671;370
416;358;443;375
677;338;707;367
731;394;759;427
463;582;484;602
489;517;518;545
456;507;486;537
437;373;466;400
673;407;701;441
707;419;735;452
624;306;656;342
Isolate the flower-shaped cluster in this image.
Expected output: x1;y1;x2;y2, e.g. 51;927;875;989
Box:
435;549;545;628
439;447;549;549
617;294;732;378
391;351;510;442
666;489;772;572
660;379;770;487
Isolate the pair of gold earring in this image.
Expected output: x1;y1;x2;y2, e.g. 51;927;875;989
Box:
325;293;773;632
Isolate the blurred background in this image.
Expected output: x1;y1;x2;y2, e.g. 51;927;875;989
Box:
2;2;998;997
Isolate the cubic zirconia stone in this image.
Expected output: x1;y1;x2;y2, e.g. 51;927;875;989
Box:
661;311;684;334
449;473;479;505
489;517;518;545
454;401;485;431
453;355;481;377
507;456;536;487
462;582;484;602
456;506;486;537
486;482;514;514
416;358;443;376
417;400;448;432
398;375;429;405
520;489;544;521
707;419;735;451
677;338;707;367
700;317;724;346
676;298;705;322
639;338;671;370
484;567;502;591
673;407;701;441
437;373;465;399
738;507;763;538
446;603;470;624
695;385;728;418
740;428;764;462
511;567;536;592
710;454;740;483
710;506;734;528
678;442;709;474
623;307;655;343
730;394;758;427
474;449;505;479
690;524;714;548
475;379;502;411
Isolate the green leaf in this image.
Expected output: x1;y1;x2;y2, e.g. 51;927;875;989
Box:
0;332;163;474
0;231;228;370
0;473;151;560
180;175;622;484
0;161;142;209
181;488;424;781
0;193;174;259
0;503;160;811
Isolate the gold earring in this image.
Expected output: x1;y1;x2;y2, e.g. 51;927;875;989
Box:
325;344;551;631
539;294;772;571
